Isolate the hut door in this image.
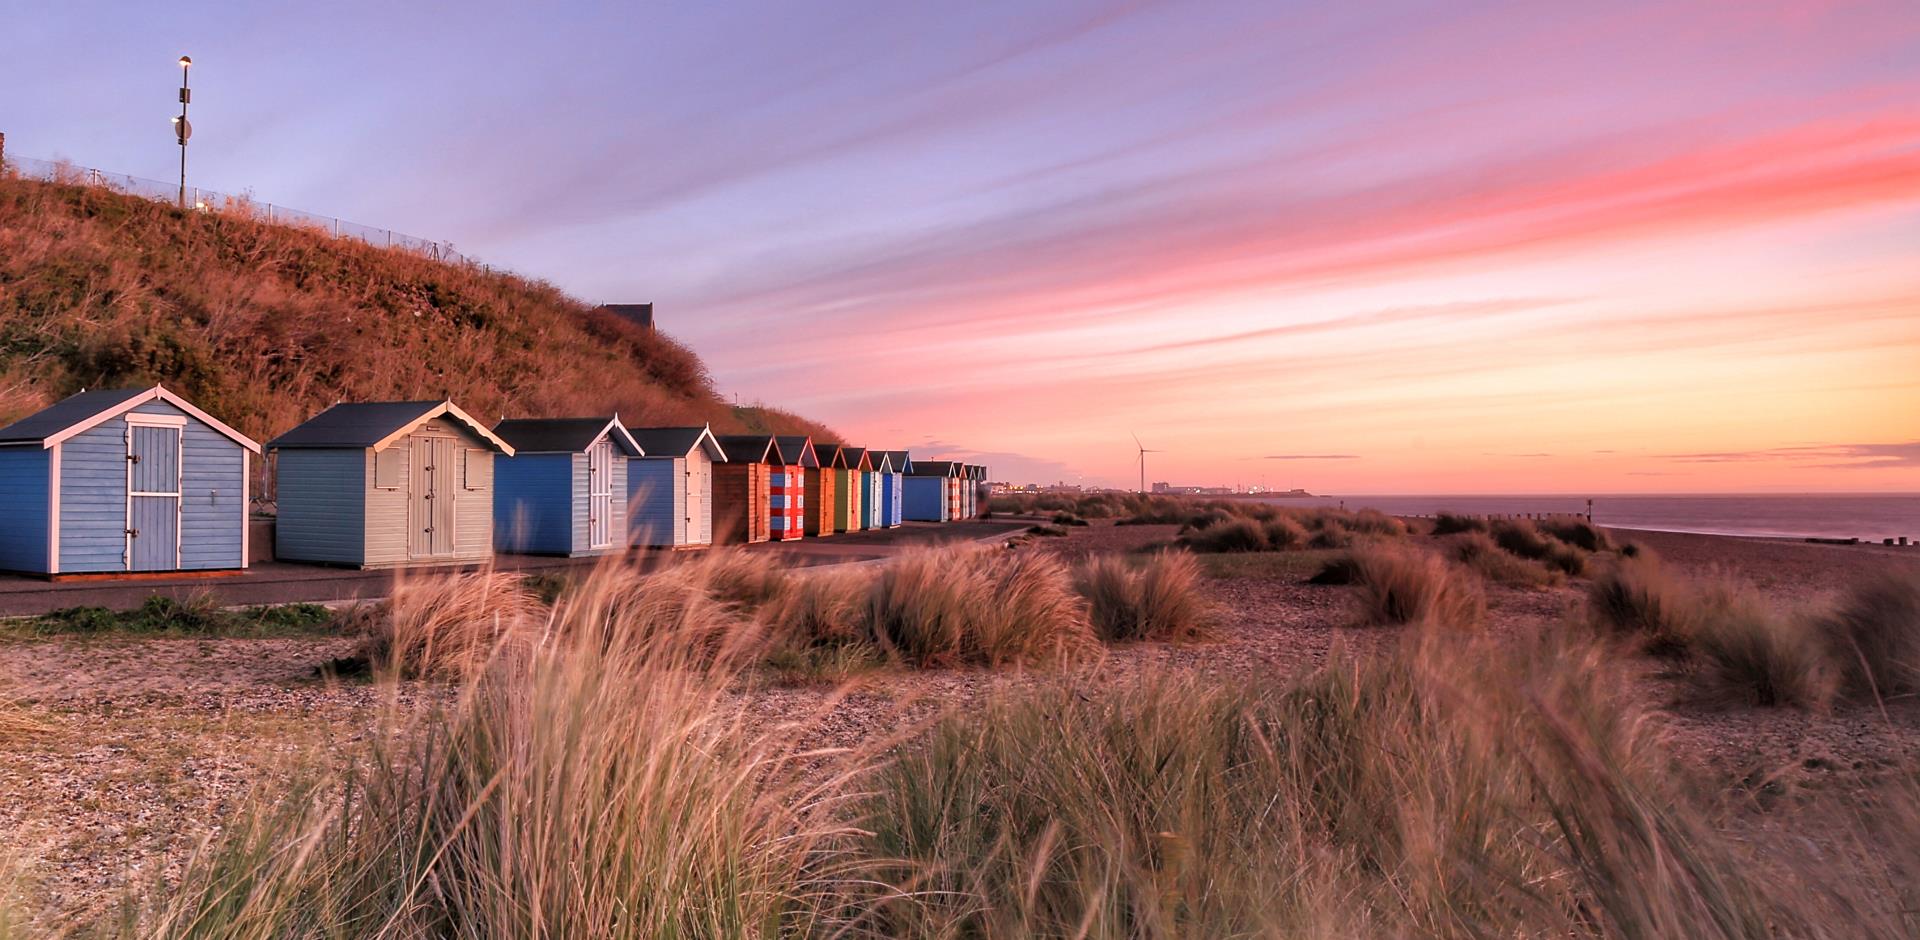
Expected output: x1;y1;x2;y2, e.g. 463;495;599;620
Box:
408;436;458;558
587;441;613;549
125;422;182;571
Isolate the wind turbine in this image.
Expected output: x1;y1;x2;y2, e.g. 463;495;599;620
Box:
1132;432;1162;494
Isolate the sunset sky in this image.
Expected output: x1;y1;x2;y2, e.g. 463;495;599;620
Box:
7;1;1919;492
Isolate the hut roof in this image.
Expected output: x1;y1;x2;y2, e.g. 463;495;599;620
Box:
841;447;873;471
813;444;849;469
909;460;961;477
492;417;642;456
867;451;895;473
268;400;512;454
872;450;913;473
0;385;260;452
627;425;726;461
774;435;819;468
715;434;782;465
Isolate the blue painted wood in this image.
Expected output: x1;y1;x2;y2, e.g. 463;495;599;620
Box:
275;449;368;565
128;424;180;571
627;456;684;547
877;472;904;527
0;447;50;572
903;477;948;522
493;453;573;555
54;401;247;573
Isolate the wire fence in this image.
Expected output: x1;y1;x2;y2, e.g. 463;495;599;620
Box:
2;154;474;266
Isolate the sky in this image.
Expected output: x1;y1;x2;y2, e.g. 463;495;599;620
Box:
5;0;1918;492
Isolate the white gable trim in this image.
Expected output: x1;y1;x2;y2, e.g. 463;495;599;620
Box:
41;386;262;453
46;442;61;574
368;401;517;456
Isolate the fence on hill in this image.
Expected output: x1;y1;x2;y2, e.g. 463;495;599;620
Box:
1;153;473;266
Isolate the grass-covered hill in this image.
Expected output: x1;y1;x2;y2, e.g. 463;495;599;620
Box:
0;173;834;443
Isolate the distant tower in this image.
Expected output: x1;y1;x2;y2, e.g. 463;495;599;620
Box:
598;303;654;330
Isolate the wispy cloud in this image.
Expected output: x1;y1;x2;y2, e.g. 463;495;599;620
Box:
1265;454;1360;460
1663;441;1920;469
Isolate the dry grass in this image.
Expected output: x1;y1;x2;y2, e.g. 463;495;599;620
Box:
853;628;1918;937
1822;572;1920;700
20;549;1920;938
1585;554;1700;656
1451;530;1566;588
1179;517;1268;553
1074;552;1210;643
1493;519;1589;576
1684;582;1836;708
0;175;835;441
1346;543;1487;628
352;570;546;678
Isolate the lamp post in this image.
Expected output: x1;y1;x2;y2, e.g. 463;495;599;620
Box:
173;56;191;209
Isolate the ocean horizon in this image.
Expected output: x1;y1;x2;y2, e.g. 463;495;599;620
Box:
1247;492;1920;543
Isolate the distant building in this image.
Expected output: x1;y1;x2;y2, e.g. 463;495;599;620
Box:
598;303;653;330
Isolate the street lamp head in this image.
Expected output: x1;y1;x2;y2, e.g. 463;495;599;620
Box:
178;56;191;67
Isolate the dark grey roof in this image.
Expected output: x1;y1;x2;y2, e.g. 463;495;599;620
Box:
873;450;913;472
843;447;874;470
0;388;148;444
813;443;847;468
774;435;818;468
628;426;709;457
910;460;960;476
716;434;781;464
268;401;444;449
493;417;638;455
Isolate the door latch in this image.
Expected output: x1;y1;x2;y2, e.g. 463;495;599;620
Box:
126;528;139;537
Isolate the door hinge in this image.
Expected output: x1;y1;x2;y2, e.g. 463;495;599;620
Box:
127;454;141;464
126;528;139;537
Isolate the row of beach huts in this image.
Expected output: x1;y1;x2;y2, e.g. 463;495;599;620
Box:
0;387;990;576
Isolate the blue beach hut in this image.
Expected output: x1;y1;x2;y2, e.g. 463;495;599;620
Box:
491;417;643;556
872;450;910;527
0;385;260;576
626;425;726;549
268;400;514;568
904;459;957;522
864;451;894;529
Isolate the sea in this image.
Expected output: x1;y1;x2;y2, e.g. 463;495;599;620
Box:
1248;493;1920;543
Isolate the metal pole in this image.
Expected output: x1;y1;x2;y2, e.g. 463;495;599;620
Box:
176;57;191;209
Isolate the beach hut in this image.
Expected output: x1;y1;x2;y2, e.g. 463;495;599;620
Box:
904;460;957;522
268;400;513;568
872;450;910;528
625;425;726;549
0;386;259;576
804;444;845;537
712;435;781;544
490;417;642;556
772;436;816;541
836;447;871;533
972;465;991;518
864;451;893;529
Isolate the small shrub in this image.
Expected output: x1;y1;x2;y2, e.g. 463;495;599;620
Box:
1432;512;1488;534
1347;509;1408;537
1261;516;1308;550
1028;523;1068;537
1585;556;1697;655
868;545;1094;667
1347;545;1486;628
1821;572;1920;700
1308;521;1352;549
1496;519;1589;576
1451;531;1563;588
1180;517;1266;553
1074;552;1209;643
1051;511;1090;527
1179;508;1232;532
1686;582;1836;709
766;568;871;649
1541;518;1615;552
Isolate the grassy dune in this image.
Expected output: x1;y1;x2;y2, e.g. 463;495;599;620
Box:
0;173;832;441
45;543;1914;939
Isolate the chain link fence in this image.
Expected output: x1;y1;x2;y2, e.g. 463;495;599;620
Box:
2;154;473;266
